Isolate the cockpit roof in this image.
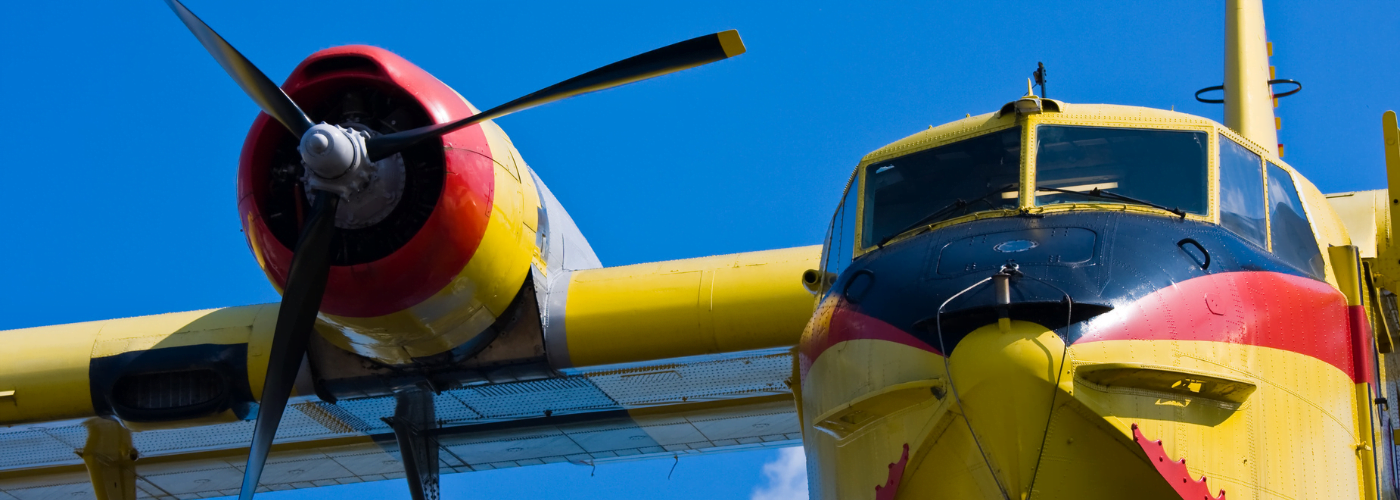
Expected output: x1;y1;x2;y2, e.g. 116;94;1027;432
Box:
859;102;1264;168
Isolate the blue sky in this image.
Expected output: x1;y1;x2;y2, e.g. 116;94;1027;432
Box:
1;1;1396;498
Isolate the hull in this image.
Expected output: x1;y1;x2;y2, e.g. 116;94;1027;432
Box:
799;211;1369;499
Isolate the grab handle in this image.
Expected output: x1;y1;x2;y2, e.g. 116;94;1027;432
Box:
1177;238;1210;270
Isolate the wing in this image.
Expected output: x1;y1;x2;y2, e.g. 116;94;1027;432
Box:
0;244;819;499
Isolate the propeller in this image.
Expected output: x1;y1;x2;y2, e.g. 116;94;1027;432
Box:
362;29;746;161
160;1;746;498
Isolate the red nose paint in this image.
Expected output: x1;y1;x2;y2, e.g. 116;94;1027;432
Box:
238;46;494;318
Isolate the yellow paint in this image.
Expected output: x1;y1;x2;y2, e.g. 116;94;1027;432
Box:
562;246;819;367
803;313;1369;499
1327;190;1384;259
811;378;945;439
1225;0;1279;155
717;30;746;58
0;305;276;426
80;418;136;500
1067;339;1363;499
859;105;1222;253
314;115;540;365
1294;170;1350;284
1331;246;1364;307
808;100;1391;498
6;9;1396;499
1075;362;1258;404
848;103;1356;307
1356;383;1380;500
1376;111;1400;293
0;319;100;424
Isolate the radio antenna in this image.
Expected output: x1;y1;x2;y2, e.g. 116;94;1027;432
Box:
1033;62;1047;98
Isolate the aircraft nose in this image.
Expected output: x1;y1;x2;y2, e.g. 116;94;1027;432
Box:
946;319;1069;498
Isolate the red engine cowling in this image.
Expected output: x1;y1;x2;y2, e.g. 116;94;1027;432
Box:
238;46;539;365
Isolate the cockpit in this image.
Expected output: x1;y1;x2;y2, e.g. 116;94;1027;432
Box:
818;103;1327;292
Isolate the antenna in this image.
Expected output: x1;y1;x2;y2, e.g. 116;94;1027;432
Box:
1033;62;1047;98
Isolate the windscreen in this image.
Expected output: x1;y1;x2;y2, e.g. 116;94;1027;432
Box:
862;127;1022;247
1034;126;1208;215
1267;163;1325;278
1219;136;1267;247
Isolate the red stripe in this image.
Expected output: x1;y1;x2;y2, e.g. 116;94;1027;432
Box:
1077;271;1357;380
1350;305;1375;385
799;298;940;379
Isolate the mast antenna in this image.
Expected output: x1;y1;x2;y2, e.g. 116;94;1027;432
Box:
1033;62;1047;98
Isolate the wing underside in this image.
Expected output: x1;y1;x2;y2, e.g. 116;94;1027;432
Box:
0;348;799;499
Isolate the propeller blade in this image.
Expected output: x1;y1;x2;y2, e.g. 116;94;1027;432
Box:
364;30;746;161
163;0;315;138
238;191;339;500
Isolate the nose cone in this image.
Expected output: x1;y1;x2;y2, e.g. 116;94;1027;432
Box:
947;320;1068;497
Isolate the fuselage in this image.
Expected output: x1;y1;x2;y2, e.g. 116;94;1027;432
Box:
797;99;1387;499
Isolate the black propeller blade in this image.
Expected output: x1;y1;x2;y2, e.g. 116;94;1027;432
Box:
363;30;746;161
162;1;746;498
239;191;339;500
163;0;314;138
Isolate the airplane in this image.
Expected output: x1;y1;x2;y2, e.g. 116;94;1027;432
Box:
2;1;1399;500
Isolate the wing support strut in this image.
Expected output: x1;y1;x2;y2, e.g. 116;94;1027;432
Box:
79;418;138;500
386;390;440;500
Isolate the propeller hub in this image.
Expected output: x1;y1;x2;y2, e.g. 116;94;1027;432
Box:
299;123;363;180
299;123;406;229
304;131;332;155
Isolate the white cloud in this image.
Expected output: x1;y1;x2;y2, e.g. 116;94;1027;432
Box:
751;446;809;500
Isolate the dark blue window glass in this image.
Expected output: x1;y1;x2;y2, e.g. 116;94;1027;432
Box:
1219;136;1267;247
1267;163;1325;278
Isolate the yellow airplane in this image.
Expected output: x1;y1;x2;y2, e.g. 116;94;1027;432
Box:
3;0;1399;499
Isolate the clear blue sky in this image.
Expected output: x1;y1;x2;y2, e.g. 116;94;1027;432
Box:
2;1;1396;498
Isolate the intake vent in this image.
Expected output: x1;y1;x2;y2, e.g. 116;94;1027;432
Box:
111;369;227;415
91;343;256;423
301;55;381;79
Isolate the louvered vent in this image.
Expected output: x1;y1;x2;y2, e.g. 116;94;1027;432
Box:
111;369;226;410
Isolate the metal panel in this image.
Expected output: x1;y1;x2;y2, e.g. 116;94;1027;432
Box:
0;428;85;470
688;411;797;442
448;378;617;419
559;423;659;452
584;349;792;407
142;467;243;496
441;432;585;465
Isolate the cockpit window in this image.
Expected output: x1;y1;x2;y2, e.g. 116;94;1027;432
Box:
1034;126;1208;215
861;126;1022;247
1219;136;1267;247
820;174;860;296
1267;163;1325;279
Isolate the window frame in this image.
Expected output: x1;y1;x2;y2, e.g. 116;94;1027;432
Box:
853;122;1024;256
1217;133;1269;249
846;110;1328;272
1023;122;1217;218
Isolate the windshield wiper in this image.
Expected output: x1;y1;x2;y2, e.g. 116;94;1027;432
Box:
878;183;1018;247
1035;186;1186;218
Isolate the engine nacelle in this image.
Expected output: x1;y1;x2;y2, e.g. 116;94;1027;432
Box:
239;46;542;365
